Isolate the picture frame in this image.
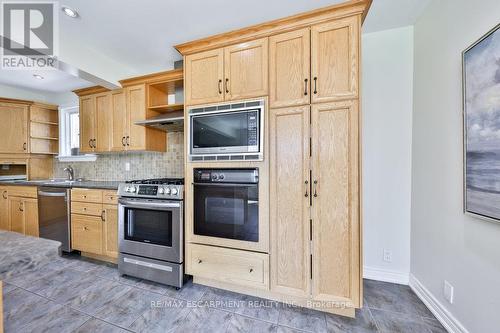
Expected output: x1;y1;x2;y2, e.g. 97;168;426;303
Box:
463;23;500;223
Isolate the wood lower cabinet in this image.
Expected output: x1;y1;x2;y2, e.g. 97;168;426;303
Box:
70;189;118;260
0;186;9;230
269;29;310;108
185;48;224;106
270;101;360;308
311;16;359;103
311;101;360;306
7;194;38;236
102;204;118;258
269;106;311;297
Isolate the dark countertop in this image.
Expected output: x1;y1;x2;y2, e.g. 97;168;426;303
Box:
0;179;121;190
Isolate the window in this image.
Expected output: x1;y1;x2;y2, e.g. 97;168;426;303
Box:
57;106;96;162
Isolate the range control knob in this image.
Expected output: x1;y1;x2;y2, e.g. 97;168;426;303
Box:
158;188;164;194
219;174;225;180
212;174;218;180
171;188;178;195
165;187;171;194
129;186;136;193
125;186;132;193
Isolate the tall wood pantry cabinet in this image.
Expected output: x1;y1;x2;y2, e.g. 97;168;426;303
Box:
176;0;369;317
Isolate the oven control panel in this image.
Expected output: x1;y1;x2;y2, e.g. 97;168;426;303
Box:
194;168;259;184
138;185;158;196
118;184;184;200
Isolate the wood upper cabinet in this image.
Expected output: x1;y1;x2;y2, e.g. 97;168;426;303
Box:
0;187;8;231
224;38;268;101
269;29;310;108
110;90;127;151
311;100;360;307
125;84;147;151
270;106;311;297
103;204;118;258
0;102;28;153
95;92;112;152
185;49;224;106
79;95;96;153
311;16;359;103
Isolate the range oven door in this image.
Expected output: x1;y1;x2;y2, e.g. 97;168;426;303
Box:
193;182;258;242
118;198;183;263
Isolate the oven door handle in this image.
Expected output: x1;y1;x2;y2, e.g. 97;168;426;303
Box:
193;182;257;187
118;199;181;209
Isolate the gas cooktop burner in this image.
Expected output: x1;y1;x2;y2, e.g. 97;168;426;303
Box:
126;178;184;185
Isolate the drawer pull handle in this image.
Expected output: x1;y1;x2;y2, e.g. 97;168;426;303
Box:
2;191;7;199
83;226;88;231
101;210;106;222
198;259;202;264
249;268;253;273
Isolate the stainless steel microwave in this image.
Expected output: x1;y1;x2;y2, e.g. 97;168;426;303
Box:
188;99;265;162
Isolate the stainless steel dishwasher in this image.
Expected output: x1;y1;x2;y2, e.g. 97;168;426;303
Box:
38;186;71;252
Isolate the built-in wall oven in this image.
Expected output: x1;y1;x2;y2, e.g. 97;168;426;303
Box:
193;169;259;242
188;99;265;162
118;178;184;288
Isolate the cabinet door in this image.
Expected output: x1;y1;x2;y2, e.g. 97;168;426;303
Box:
0;187;9;230
111;90;127;151
103;204;118;258
0;103;28;153
125;85;147;151
269;29;310;108
95;92;112;152
79;96;96;153
8;196;24;234
23;198;39;237
224;38;268;101
311;16;359;103
311;101;360;307
269;106;311;297
71;214;103;255
185;48;224;105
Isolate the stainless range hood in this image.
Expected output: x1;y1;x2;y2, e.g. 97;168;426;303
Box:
134;110;184;132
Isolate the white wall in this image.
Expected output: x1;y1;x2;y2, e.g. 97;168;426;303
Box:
411;0;500;332
0;83;53;103
362;26;414;283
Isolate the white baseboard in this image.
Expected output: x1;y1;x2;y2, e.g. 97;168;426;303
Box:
363;266;409;285
409;274;469;333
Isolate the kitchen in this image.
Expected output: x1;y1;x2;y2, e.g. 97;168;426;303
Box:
0;0;454;332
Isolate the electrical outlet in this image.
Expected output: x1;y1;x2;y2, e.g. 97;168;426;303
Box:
383;249;392;262
444;280;454;304
125;162;130;171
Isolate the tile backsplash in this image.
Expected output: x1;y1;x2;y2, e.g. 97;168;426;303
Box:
53;133;184;181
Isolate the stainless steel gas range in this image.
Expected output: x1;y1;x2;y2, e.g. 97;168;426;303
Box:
117;178;184;288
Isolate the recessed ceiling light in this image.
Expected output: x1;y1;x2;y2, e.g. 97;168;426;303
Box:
62;6;78;18
33;74;44;80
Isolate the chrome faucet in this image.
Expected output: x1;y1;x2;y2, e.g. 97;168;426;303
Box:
63;165;74;181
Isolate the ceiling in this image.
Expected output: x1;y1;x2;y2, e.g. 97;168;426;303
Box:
0;0;431;94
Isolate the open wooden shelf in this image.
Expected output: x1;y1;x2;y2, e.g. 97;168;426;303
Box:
148;103;184;113
31;120;58;126
30;136;58;141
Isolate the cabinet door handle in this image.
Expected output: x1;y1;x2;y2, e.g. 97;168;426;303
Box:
249;268;254;273
198;259;203;264
313;77;318;94
121;136;126;146
313;180;318;197
304;78;308;95
218;79;222;94
304;180;309;197
19;202;24;212
101;210;106;222
225;78;229;94
23;142;27;151
83;226;88;231
88;139;92;148
93;139;97;148
2;191;7;199
126;136;130;146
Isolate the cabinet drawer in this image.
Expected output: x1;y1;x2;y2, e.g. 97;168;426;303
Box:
8;186;37;198
71;214;102;254
187;244;269;290
103;191;118;205
71;189;102;203
71;201;103;217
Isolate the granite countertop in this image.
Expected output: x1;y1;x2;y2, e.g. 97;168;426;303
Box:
0;179;121;190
